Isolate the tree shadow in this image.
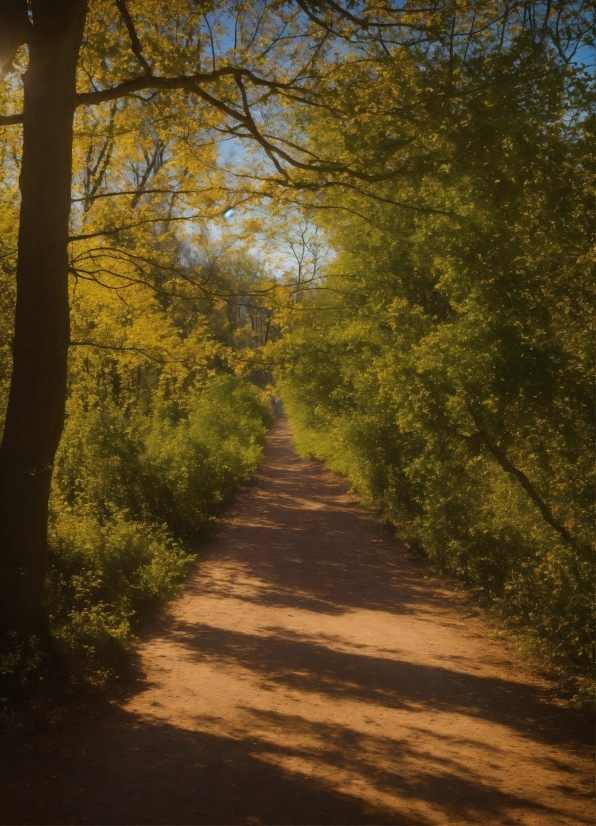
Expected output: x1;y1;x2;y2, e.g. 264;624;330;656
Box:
1;420;592;825
186;422;447;618
166;620;589;750
1;703;584;826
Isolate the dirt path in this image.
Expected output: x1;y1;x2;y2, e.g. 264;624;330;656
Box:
2;420;594;825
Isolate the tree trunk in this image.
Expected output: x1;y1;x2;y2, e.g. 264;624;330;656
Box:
0;1;87;638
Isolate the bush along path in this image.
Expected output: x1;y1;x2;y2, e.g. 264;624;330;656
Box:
1;420;593;825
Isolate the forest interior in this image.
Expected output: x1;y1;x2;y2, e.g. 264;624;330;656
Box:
0;0;594;821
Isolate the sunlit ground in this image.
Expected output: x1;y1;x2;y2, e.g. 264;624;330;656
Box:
1;421;592;825
118;421;592;825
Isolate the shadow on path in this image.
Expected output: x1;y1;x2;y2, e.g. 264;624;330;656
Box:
0;420;593;825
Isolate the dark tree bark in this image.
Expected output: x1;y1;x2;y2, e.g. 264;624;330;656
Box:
0;0;87;638
0;0;30;80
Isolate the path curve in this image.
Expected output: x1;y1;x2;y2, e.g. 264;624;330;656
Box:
2;420;593;824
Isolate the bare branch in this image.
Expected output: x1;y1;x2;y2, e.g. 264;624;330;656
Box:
68;211;207;242
70;339;183;364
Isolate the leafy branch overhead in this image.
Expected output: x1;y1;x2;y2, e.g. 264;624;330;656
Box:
4;1;586;195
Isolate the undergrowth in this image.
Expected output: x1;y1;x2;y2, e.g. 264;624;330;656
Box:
280;392;595;712
1;375;273;703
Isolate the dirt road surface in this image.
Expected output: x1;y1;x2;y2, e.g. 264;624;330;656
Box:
1;420;593;824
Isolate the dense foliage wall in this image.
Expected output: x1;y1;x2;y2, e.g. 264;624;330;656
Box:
274;31;594;676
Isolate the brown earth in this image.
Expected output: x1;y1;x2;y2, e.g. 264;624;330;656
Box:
1;419;594;825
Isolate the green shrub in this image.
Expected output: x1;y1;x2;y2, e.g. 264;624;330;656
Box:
139;375;273;536
47;507;194;683
46;374;273;682
281;375;594;674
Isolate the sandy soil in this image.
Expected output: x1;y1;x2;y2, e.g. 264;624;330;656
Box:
1;419;594;825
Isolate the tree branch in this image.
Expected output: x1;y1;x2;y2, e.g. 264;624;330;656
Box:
69;339;182;364
71;187;201;203
475;430;575;546
114;0;152;76
0;112;23;125
76;67;295;107
296;0;434;33
68;211;206;242
463;405;576;546
77;68;425;186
